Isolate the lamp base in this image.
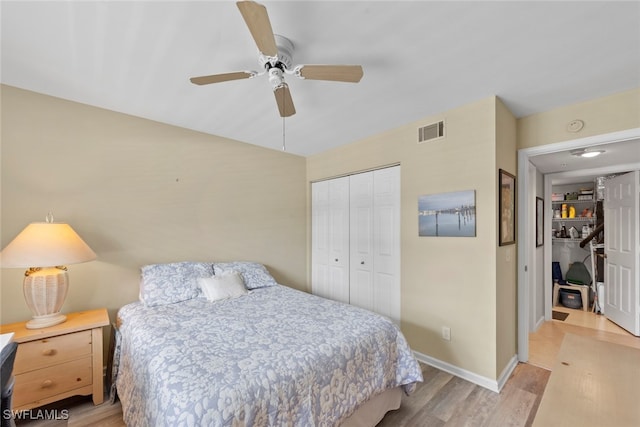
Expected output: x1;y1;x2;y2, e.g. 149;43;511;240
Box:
26;313;67;329
23;266;69;329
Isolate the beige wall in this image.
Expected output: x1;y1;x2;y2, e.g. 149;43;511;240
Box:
307;96;514;380
518;88;640;149
1;85;307;326
495;98;518;376
2;81;637;386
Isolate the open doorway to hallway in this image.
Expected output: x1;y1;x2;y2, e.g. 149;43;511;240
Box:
516;128;640;363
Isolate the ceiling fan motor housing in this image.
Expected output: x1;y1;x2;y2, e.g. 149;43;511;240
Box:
259;34;294;71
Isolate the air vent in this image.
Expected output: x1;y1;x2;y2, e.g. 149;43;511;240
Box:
418;120;445;143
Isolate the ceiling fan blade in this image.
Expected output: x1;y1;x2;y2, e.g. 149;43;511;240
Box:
237;1;278;57
274;84;296;117
297;65;364;83
190;71;254;85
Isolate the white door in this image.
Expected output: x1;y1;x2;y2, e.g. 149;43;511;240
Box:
312;166;401;324
349;167;401;324
372;167;401;324
604;171;639;336
349;171;375;312
312;177;350;303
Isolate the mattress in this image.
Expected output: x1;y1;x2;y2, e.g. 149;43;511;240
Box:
115;284;422;426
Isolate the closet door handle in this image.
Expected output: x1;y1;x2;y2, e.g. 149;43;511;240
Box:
335;258;339;262
360;261;365;265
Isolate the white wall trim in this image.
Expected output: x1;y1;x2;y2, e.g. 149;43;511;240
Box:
535;314;545;331
522;128;640;156
412;350;518;393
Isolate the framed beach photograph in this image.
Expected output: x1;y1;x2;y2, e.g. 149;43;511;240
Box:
499;169;516;246
536;196;544;247
418;190;476;237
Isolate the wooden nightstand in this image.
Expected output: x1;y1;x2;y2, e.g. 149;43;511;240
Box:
0;308;109;410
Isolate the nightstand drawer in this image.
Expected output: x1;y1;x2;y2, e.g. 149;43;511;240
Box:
13;330;92;374
13;356;93;408
1;308;109;410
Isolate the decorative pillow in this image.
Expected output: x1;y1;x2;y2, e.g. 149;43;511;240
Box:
139;262;213;307
212;261;278;290
198;271;248;302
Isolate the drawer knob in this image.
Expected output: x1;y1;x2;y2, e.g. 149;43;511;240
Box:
42;349;57;356
41;379;54;388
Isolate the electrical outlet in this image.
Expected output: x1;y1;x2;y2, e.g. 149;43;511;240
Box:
442;326;451;341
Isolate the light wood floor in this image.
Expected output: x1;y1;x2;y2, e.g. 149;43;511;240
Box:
14;362;550;427
14;308;639;427
528;306;640;370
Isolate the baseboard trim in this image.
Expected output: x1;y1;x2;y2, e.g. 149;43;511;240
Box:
412;350;518;393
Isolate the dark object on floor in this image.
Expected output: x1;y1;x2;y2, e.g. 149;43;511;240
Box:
559;288;582;309
552;262;566;285
1;341;17;427
552;311;569;321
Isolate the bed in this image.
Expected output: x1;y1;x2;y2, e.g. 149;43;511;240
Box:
114;261;422;426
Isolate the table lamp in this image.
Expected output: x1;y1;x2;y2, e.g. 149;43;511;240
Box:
0;214;96;329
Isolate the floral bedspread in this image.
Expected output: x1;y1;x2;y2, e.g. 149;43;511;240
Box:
116;285;422;426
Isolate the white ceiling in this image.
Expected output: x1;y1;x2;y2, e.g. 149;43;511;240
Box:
529;137;640;182
2;1;639;158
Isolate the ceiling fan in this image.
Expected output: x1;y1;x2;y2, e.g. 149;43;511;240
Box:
189;0;364;118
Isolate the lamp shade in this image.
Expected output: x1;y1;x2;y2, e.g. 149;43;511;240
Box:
1;222;96;268
1;221;96;329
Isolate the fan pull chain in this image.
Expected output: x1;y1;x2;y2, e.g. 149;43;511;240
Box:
281;84;287;151
282;115;286;152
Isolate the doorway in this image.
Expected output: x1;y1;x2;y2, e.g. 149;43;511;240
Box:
516;127;640;362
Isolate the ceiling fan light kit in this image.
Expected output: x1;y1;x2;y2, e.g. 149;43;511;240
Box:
189;0;364;118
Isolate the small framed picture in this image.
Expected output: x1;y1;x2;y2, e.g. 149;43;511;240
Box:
499;169;516;246
536;197;544;247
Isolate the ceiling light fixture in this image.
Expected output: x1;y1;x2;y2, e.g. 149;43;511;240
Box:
570;148;605;158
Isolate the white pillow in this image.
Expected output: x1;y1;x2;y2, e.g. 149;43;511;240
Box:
213;261;278;289
198;272;248;302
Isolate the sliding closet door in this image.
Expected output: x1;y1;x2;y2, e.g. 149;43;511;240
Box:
349;166;401;324
311;177;350;303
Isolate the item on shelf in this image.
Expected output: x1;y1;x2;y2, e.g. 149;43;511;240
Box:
569;226;579;239
559;223;567;238
561;204;568;218
554;209;561;219
569;205;576;218
596;177;606;200
581;208;592;218
582;225;590;238
565;192;578;200
578;194;593;201
552;193;565;202
566;261;592;285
